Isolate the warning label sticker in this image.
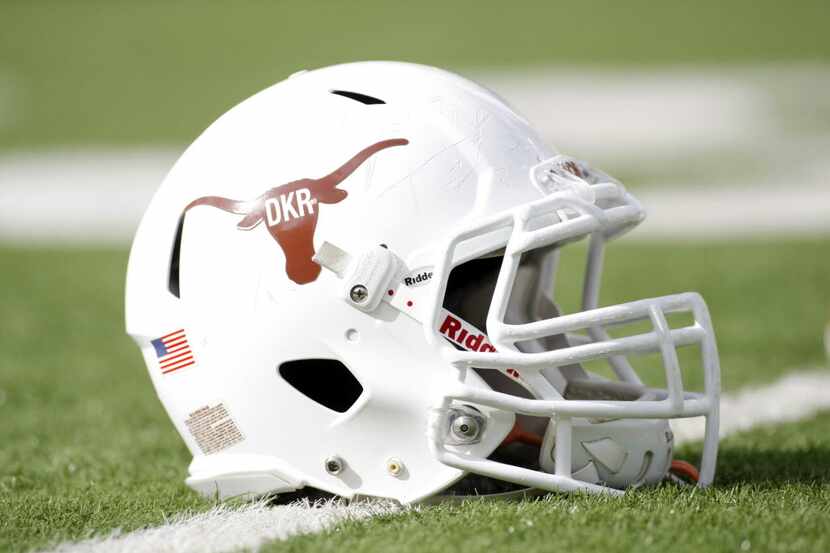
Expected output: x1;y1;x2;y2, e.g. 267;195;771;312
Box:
184;402;244;455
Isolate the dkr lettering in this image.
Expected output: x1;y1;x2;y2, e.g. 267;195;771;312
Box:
264;189;315;226
183;138;408;284
439;312;497;353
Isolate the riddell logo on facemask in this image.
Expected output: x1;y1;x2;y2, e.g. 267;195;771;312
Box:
182;138;408;285
439;313;497;353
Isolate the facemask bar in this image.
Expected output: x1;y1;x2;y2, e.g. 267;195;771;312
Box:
424;158;720;495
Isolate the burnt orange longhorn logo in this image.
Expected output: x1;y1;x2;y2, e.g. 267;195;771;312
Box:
184;138;408;284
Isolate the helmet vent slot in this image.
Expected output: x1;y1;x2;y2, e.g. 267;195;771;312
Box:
168;216;184;298
330;90;385;105
278;359;363;413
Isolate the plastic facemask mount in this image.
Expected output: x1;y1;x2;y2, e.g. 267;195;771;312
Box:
314;242;403;313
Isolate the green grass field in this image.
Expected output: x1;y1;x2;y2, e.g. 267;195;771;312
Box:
279;412;830;553
1;240;828;552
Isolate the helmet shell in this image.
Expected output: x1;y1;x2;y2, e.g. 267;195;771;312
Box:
126;62;553;502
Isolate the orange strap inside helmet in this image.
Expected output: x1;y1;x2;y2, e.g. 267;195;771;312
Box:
501;421;544;448
669;460;700;483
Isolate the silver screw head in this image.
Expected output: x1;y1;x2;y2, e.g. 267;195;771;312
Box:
451;414;481;442
324;456;344;475
349;284;369;303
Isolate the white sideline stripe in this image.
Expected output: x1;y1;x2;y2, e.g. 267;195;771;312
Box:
671;370;830;444
633;182;830;239
0;149;177;243
38;369;830;553
474;64;830;162
37;499;401;553
477;66;768;160
2;64;829;243
1;152;827;243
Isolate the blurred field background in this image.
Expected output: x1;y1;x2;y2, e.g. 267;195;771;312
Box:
1;0;829;150
1;1;829;552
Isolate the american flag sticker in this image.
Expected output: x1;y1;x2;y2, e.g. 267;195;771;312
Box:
151;329;195;374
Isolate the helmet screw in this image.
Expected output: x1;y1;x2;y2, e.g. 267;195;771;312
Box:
349;285;369;303
386;457;404;477
451;414;481;442
324;456;344;475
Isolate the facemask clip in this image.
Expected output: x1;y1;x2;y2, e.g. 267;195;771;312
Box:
314;241;403;313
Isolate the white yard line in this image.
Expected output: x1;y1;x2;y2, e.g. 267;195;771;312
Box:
632;181;830;239
1;64;828;243
1;149;826;243
474;64;830;163
38;499;401;553
0;149;176;243
671;370;830;444
37;369;830;553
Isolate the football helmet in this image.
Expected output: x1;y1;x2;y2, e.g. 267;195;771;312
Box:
126;61;720;503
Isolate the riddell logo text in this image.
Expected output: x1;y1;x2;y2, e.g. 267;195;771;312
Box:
403;269;433;287
439;313;496;353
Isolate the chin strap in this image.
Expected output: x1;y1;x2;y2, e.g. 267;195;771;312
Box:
669;460;701;484
501;422;544;448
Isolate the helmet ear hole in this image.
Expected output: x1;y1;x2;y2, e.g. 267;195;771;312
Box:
278;359;363;413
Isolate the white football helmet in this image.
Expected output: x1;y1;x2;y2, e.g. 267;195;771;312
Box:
126;61;720;503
